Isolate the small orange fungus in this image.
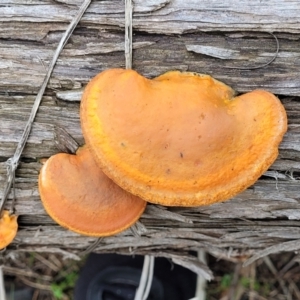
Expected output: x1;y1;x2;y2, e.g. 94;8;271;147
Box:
0;210;18;249
38;146;147;236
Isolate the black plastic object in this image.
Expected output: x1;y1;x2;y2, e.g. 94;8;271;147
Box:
74;253;197;300
86;266;163;300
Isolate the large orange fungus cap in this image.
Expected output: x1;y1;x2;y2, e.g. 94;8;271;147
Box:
0;210;18;249
38;146;147;236
80;69;287;206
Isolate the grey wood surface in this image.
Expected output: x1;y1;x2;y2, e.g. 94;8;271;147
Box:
1;0;300;270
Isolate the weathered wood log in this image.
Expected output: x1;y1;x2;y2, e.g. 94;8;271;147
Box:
1;0;300;271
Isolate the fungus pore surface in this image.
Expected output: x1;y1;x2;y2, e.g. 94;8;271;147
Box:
81;69;287;206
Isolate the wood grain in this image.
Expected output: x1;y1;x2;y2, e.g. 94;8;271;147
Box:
1;0;300;270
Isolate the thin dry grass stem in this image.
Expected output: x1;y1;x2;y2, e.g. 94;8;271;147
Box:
134;255;155;300
194;249;207;300
283;265;300;281
278;256;296;277
0;0;92;214
235;285;245;300
32;290;40;300
17;248;81;261
48;254;63;270
247;291;268;300
18;276;52;291
249;262;256;300
34;253;61;273
2;265;52;281
263;256;292;300
79;238;103;257
225;32;279;70
289;280;300;299
244;240;300;267
7;257;34;272
227;262;242;300
125;0;133;69
10;173;16;214
0;267;5;300
269;289;280;298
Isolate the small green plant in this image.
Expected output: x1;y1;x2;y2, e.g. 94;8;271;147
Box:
220;274;233;289
240;276;265;292
51;271;79;300
240;276;251;288
28;252;36;268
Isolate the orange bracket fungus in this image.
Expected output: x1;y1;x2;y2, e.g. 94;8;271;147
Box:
80;69;287;207
38;146;146;236
0;210;18;249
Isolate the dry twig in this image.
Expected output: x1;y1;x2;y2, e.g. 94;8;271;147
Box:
0;0;92;213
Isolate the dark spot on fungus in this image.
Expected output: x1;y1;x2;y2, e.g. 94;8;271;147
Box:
194;160;201;167
180;152;183;158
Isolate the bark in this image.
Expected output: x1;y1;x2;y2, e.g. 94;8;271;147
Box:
0;0;300;271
